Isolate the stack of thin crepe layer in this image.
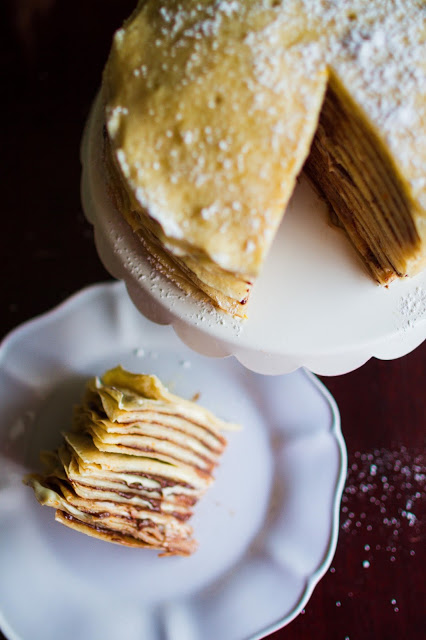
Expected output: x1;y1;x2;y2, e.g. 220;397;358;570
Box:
304;70;423;286
24;366;237;556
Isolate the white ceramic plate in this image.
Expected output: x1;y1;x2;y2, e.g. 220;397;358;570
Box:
81;96;426;376
0;282;346;640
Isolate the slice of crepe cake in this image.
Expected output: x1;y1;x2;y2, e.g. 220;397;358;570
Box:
24;366;238;556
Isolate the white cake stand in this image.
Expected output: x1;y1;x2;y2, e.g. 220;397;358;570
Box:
81;97;426;376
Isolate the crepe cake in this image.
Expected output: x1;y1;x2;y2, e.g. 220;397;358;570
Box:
100;0;426;316
24;366;238;556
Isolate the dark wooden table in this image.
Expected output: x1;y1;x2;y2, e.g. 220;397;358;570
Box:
2;3;425;639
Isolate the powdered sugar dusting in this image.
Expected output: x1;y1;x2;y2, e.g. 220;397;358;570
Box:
397;286;426;331
341;446;425;551
317;445;424;628
184;301;244;336
245;19;324;95
244;0;426;206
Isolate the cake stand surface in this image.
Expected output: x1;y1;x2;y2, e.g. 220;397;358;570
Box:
81;97;426;376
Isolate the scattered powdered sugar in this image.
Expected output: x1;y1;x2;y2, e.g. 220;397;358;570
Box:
200;202;221;221
390;597;399;613
185;304;244;336
106;106;129;137
309;445;425;630
126;249;244;334
341;445;424;554
245;13;324;96
397;286;426;331
134;254;244;334
238;1;426;206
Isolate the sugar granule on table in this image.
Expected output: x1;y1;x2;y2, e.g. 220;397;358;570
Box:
340;445;424;551
306;444;425;629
